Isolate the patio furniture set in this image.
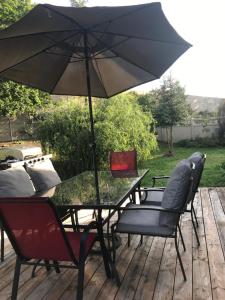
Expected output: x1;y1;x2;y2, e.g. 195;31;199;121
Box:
0;149;205;299
0;2;195;299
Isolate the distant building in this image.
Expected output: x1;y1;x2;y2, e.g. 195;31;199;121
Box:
186;95;225;113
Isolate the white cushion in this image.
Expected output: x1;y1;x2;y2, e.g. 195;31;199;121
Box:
26;159;61;192
0;166;35;197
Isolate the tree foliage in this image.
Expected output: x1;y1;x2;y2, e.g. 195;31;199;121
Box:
0;80;50;119
0;0;33;30
154;76;190;152
36;93;157;179
137;91;158;114
0;0;50;137
95;93;157;164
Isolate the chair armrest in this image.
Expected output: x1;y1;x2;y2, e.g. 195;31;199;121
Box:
140;187;165;192
118;204;181;214
138;187;165;203
152;175;170;187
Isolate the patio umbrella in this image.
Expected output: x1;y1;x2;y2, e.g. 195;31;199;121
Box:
0;3;191;203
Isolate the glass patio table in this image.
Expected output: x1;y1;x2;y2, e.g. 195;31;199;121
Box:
40;169;149;209
39;169;149;282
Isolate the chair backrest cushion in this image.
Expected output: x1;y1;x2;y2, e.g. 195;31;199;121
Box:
187;152;204;195
110;150;137;171
0;166;35;197
160;159;192;227
0;198;74;262
26;159;61;192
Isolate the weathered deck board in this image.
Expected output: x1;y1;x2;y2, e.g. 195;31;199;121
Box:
1;188;225;299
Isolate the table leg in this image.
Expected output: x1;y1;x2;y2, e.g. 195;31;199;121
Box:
96;209;120;285
96;208;112;278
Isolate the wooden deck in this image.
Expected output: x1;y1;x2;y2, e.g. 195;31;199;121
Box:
1;187;225;299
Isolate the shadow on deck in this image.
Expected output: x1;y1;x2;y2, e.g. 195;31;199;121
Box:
1;188;225;299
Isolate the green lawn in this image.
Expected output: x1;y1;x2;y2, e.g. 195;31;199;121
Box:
139;146;225;187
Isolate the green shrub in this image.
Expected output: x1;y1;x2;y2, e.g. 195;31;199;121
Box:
36;95;158;179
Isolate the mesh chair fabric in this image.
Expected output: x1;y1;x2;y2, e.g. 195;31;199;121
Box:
0;198;96;261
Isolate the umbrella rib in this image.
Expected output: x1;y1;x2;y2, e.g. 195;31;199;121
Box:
45;32;84;59
92;37;130;58
49;50;74;94
91;30;191;46
43;4;85;31
0;31;79;75
0;29;78;42
91;58;108;98
88;4;150;31
89;31;159;78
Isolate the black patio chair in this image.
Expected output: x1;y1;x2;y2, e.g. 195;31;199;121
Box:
140;152;206;246
0;197;98;300
111;159;194;281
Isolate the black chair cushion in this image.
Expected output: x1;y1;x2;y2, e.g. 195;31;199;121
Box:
187;152;204;195
160;159;192;226
116;204;175;236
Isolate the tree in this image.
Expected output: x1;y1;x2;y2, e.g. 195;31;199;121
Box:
70;0;88;7
95;93;157;165
0;80;50;140
36;93;158;178
0;0;33;30
154;76;190;154
137;91;158;114
0;0;50;140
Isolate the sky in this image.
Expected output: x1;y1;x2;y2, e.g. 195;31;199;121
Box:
32;0;225;98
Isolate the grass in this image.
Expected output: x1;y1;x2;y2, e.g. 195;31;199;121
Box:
140;145;225;187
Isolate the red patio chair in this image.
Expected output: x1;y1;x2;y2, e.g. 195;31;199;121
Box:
110;150;137;172
0;197;97;300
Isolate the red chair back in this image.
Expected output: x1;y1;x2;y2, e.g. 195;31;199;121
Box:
0;198;76;263
110;150;137;171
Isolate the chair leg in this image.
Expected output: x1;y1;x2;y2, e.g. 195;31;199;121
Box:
174;236;186;281
128;233;131;247
77;263;85;300
178;224;186;251
106;210;111;251
53;260;60;273
111;226;116;263
191;211;200;246
140;235;143;245
12;256;21;300
1;227;4;262
192;204;199;228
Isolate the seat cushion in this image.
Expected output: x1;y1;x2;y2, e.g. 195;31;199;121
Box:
0;166;35;197
26;159;61;192
116;205;175;236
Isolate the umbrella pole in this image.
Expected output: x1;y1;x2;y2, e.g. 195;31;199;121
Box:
84;32;101;204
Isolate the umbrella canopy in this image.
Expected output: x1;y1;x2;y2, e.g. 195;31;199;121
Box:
0;3;191;96
0;3;191;203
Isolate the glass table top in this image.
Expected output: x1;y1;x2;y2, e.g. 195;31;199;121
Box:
40;169;148;208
